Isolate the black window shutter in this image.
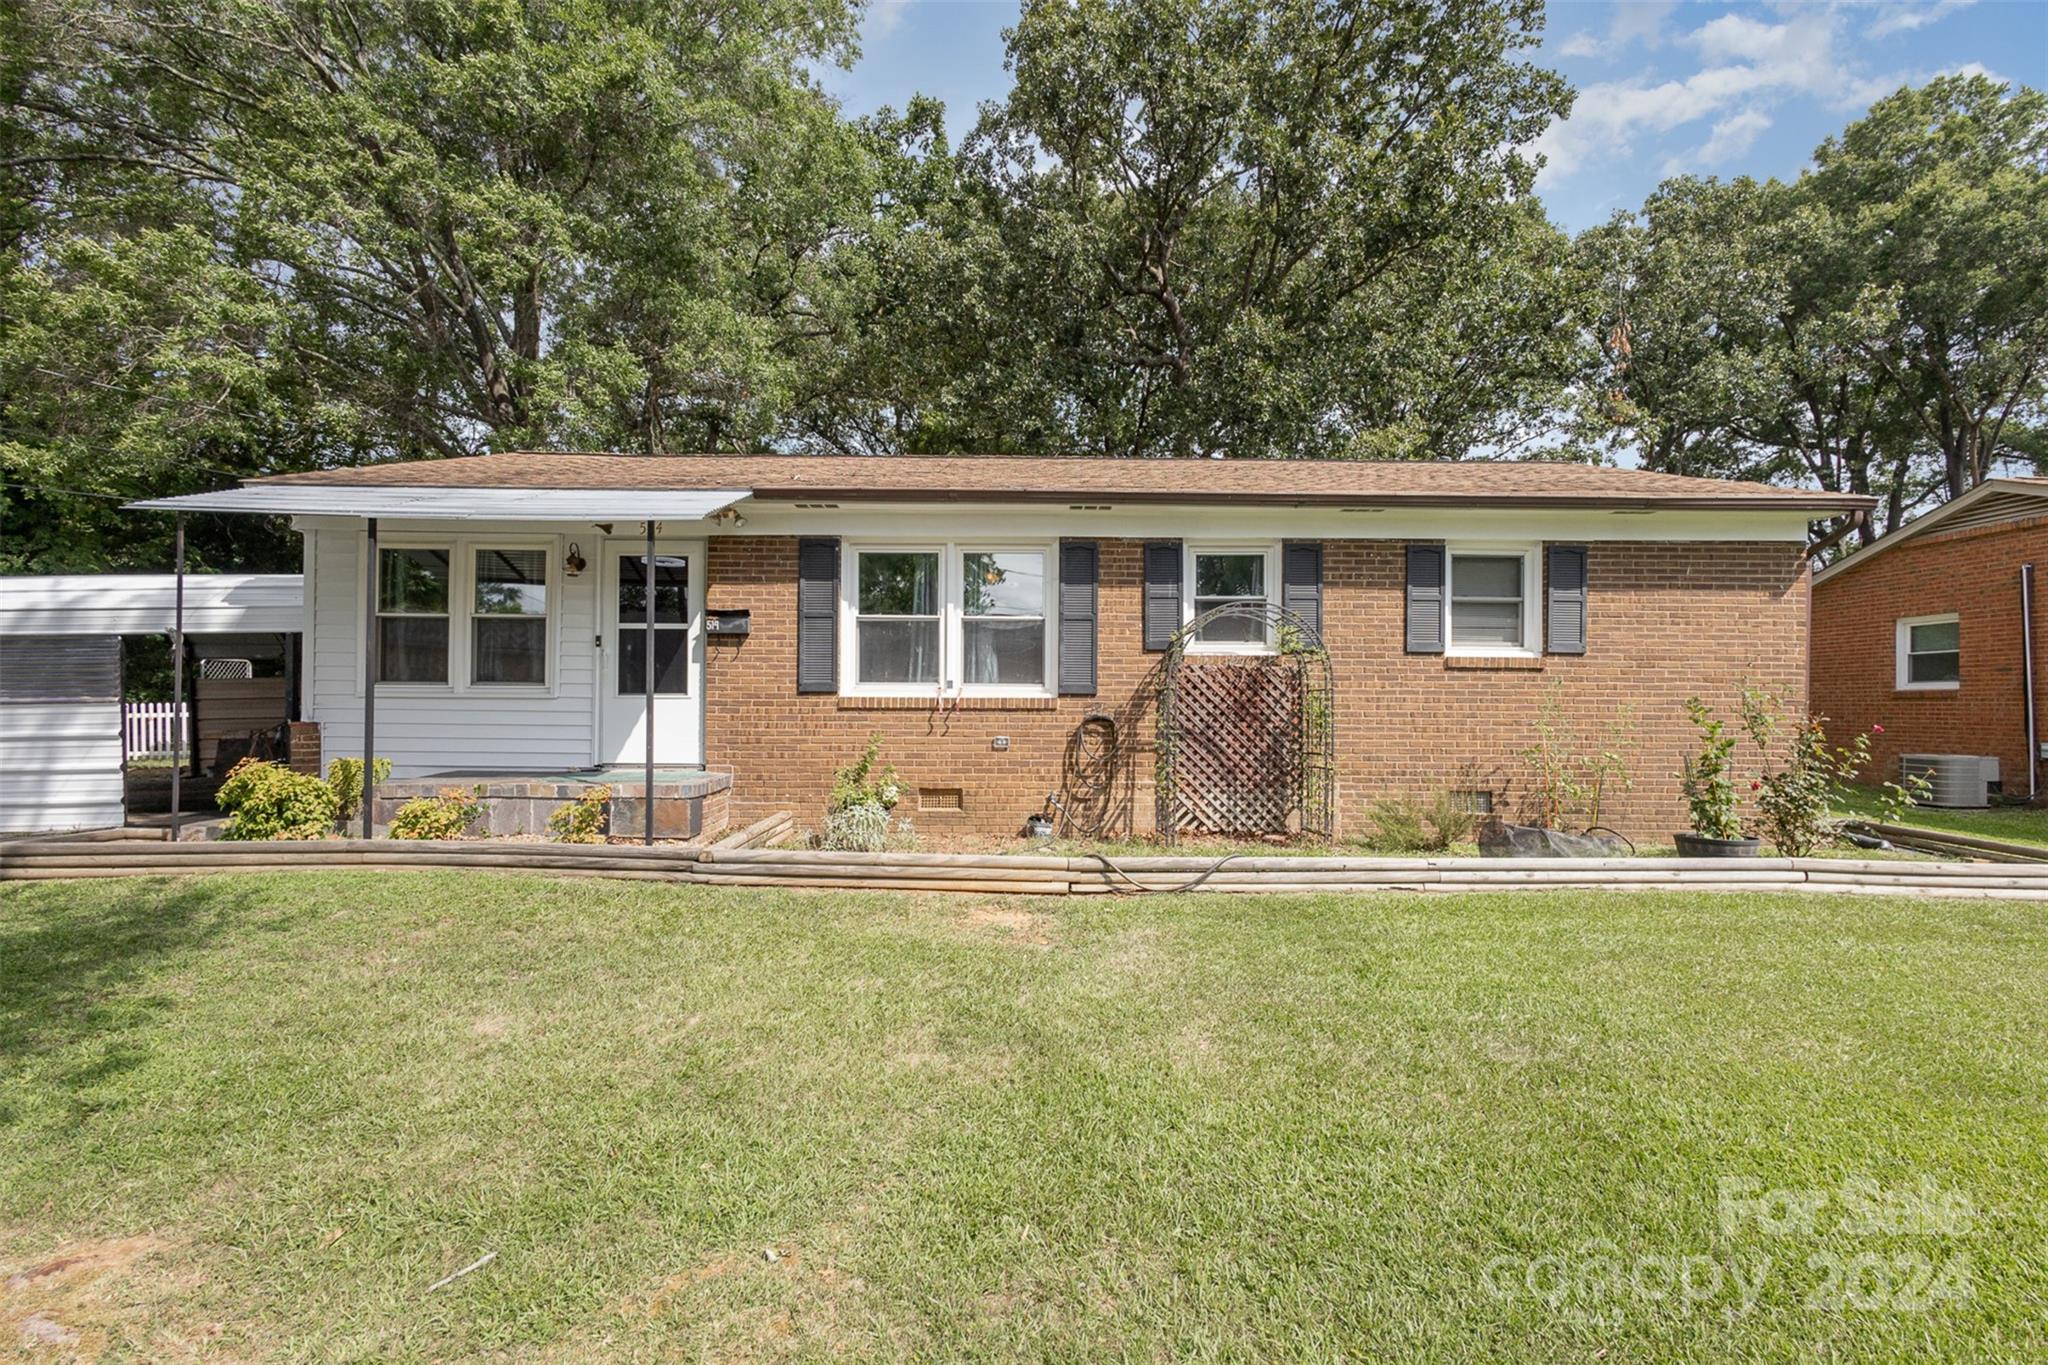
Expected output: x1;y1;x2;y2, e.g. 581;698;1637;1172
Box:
1058;539;1099;695
1405;544;1445;654
1547;544;1588;655
1281;541;1323;643
1143;540;1183;651
796;537;839;693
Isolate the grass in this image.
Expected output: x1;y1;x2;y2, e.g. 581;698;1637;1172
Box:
1834;786;2048;849
2;875;2045;1360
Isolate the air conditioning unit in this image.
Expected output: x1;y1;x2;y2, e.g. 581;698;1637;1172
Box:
1900;754;1996;808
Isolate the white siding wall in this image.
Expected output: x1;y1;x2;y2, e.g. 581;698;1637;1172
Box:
305;523;600;776
0;701;125;833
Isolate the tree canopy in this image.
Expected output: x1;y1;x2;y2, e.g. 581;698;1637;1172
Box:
1577;75;2047;542
2;3;2044;571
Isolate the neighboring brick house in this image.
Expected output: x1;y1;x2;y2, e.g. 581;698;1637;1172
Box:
1812;478;2048;802
134;453;1860;841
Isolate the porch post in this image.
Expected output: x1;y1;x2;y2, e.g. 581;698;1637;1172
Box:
169;512;186;839
644;519;656;846
362;516;377;838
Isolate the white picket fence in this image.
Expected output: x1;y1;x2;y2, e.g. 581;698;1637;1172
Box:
123;701;189;760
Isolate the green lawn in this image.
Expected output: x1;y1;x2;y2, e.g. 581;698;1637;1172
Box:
1834;786;2048;850
3;875;2045;1360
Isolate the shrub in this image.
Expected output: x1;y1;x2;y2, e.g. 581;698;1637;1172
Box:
1678;696;1743;838
388;786;485;841
1744;708;1926;857
1366;790;1477;853
1520;681;1635;829
818;802;918;853
820;802;890;852
326;756;392;824
830;734;901;813
216;758;340;841
548;785;611;844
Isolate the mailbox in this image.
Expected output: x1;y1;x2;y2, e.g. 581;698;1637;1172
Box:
706;609;751;638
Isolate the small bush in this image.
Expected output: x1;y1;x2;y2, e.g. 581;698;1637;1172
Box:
830;734;901;813
1367;790;1477;853
388;785;485;841
216;758;340;841
817;802;918;853
548;785;611;843
326;756;392;824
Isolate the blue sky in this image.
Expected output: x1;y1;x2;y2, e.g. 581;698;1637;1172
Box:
817;0;2048;232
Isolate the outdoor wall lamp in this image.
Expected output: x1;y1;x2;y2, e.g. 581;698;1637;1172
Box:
564;543;587;577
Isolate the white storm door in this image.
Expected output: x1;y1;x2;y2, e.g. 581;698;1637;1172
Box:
600;540;703;766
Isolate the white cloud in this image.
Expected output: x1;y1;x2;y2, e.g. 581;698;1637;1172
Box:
1549;0;1676;62
1662;108;1773;173
1533;6;1860;186
1937;60;2005;82
865;0;911;43
1866;0;1976;40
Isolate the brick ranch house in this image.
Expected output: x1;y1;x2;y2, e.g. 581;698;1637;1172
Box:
135;453;1864;841
1813;477;2048;804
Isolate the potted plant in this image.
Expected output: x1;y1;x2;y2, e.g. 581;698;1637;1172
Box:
1675;697;1760;856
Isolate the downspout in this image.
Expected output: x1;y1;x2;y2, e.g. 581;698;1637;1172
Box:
2024;563;2038;800
362;517;378;838
170;512;186;840
644;520;656;846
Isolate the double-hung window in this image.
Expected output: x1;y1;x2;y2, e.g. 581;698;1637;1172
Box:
1897;614;1960;690
377;548;451;684
472;548;548;685
370;539;554;689
847;544;1052;694
1447;546;1539;655
962;551;1047;686
1186;545;1277;651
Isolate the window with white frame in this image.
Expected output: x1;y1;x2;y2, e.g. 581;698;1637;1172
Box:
1447;547;1538;654
847;544;1052;693
472;547;548;685
961;550;1047;687
1897;614;1960;689
376;547;451;684
1187;545;1276;649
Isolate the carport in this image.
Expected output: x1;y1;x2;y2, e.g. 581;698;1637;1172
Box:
0;573;303;834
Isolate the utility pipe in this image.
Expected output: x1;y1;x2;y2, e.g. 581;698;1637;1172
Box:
2024;563;2038;800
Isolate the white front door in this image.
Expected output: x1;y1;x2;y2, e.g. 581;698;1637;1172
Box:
600;539;704;766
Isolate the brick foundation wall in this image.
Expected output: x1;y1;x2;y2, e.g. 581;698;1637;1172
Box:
1812;515;2048;794
705;537;1809;841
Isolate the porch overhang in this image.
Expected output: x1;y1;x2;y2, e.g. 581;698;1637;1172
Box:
126;485;752;522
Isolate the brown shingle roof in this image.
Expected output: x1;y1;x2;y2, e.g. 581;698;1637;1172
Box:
253;452;1871;512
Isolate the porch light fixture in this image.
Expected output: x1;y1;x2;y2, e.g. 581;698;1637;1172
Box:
564;543;587;577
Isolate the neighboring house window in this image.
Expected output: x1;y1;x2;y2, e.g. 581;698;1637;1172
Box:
1447;546;1539;655
376;547;451;684
845;544;1055;694
472;547;548;685
855;549;942;685
1897;614;1961;690
1186;545;1277;650
961;550;1046;687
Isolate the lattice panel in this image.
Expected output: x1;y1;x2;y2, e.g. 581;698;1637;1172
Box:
1167;660;1304;835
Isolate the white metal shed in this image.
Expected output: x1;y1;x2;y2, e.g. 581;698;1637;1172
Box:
0;574;304;833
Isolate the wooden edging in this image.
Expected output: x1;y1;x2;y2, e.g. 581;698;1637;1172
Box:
7;838;2048;900
1844;820;2048;865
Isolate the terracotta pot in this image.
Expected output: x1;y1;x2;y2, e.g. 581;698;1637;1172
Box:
1673;832;1762;857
